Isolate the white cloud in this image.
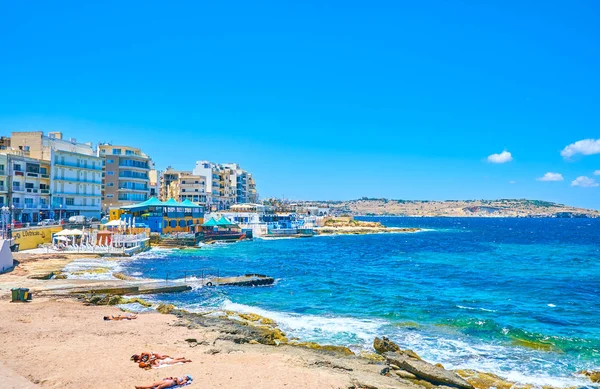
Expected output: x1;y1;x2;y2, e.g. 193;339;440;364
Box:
537;172;564;182
594;170;600;176
571;176;599;188
561;139;600;159
487;150;513;164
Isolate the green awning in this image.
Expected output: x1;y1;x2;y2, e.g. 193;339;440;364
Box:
181;199;202;208
216;216;237;227
202;218;219;227
121;197;166;210
164;198;181;206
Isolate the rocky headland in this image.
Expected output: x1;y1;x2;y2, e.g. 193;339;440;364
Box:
315;217;421;235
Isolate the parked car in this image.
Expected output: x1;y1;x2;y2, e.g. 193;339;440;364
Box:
11;220;23;229
100;216;109;224
68;215;86;223
38;219;58;226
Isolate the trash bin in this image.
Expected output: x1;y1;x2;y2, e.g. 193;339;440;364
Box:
19;288;30;301
11;288;19;302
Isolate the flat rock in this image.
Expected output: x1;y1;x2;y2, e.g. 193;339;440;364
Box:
385;352;473;389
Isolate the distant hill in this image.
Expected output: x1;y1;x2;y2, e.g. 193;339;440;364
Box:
299;198;600;218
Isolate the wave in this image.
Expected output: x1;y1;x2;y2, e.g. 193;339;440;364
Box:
456;305;497;312
221;300;385;346
61;258;124;280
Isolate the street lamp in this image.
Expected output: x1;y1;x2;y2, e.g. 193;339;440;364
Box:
10;204;14;229
59;204;63;223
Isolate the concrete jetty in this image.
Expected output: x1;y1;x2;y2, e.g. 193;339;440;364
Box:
204;273;274;287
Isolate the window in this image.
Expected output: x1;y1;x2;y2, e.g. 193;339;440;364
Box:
0;164;5;171
112;148;122;155
107;171;114;175
106;194;114;198
14;164;22;171
40;167;47;174
13;198;20;204
107;159;114;164
107;182;114;187
66;198;74;205
25;198;33;205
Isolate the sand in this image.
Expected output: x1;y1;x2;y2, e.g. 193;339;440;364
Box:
0;297;402;389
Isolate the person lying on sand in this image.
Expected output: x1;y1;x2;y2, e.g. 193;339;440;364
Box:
131;352;170;363
104;314;137;321
139;357;192;369
135;375;192;388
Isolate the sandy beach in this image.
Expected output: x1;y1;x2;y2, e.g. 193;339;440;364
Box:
0;253;415;389
0;297;370;389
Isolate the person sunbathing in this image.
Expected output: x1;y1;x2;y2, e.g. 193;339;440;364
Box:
131;352;171;363
139;357;192;369
135;375;193;389
104;314;137;321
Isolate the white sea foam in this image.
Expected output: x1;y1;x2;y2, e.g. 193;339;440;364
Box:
221;300;385;345
456;305;497;312
216;300;593;388
61;257;124;280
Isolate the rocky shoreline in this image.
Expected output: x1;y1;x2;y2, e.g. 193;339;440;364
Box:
80;294;590;389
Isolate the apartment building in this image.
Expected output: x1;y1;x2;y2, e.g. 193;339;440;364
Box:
193;161;257;210
98;144;152;209
222;163;258;204
7;131;103;219
0;152;53;223
50;149;103;219
168;173;207;205
159;168;191;201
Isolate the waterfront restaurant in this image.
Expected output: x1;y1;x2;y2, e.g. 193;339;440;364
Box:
117;197;203;234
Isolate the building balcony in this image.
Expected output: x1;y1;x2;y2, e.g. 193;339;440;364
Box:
22;203;50;209
53;161;103;171
53;192;102;197
52;176;102;185
118;187;149;193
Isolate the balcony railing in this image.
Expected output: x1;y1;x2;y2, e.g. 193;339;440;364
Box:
54;161;102;171
52;176;102;184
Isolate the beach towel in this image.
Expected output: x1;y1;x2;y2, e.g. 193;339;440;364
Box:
152;380;192;389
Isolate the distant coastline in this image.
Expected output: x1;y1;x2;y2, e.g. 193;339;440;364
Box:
298;199;600;218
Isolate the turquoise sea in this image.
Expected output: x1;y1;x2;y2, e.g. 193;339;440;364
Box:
121;217;600;387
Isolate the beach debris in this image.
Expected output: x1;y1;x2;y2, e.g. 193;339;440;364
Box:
385;352;474;389
205;348;221;355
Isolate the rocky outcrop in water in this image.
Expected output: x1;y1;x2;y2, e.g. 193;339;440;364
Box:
385;352;473;389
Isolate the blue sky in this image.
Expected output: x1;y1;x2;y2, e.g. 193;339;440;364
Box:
1;1;599;208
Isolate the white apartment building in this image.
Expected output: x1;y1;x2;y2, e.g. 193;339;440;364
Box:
50;149;103;219
193;160;257;210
